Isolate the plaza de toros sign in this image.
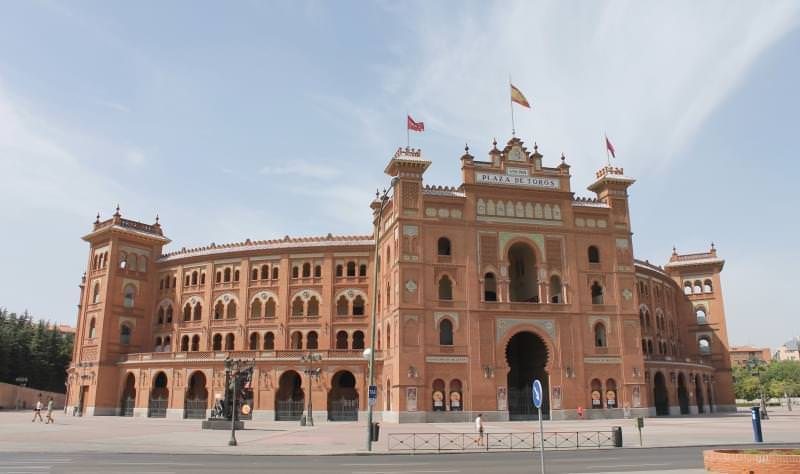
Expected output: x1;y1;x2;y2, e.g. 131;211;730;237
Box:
476;171;560;189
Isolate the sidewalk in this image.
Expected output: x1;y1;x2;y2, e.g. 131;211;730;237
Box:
1;408;798;456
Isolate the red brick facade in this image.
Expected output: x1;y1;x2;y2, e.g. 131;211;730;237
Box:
67;138;735;422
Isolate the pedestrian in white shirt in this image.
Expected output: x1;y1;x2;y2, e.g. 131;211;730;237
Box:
32;396;44;423
475;413;485;446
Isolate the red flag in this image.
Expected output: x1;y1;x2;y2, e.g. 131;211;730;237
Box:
407;115;424;132
605;135;616;158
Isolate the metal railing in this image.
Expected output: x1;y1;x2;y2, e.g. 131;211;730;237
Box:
387;430;618;452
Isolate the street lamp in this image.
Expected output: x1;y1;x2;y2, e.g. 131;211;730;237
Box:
366;179;397;451
225;357;255;446
746;358;769;420
301;352;322;426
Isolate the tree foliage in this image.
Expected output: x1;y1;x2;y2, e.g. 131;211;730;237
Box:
733;360;800;400
0;307;73;393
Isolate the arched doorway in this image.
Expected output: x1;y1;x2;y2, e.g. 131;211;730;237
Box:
275;370;304;421
506;331;549;420
677;373;689;415
328;371;358;421
148;372;169;418
653;372;669;416
508;243;539;302
184;371;208;419
120;373;136;417
695;375;705;414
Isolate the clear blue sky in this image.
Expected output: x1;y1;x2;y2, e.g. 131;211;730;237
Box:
0;1;798;350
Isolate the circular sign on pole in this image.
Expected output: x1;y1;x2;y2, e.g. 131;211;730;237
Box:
532;379;543;409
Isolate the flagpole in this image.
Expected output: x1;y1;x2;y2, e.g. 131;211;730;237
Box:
407;113;410;148
509;76;516;136
604;134;610;166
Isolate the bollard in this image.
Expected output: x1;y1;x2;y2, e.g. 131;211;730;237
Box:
750;406;763;443
371;422;381;442
612;426;623;447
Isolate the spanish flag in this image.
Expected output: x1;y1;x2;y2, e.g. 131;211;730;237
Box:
510;84;531;109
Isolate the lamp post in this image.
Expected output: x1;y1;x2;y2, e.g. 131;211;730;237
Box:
747;358;769;420
301;352;322;426
366;180;397;451
225;357;255;446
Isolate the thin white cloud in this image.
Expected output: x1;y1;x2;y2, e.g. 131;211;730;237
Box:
96;99;130;113
260;159;341;179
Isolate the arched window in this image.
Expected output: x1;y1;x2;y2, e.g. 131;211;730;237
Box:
291;297;304;316
438;275;453;300
302;263;311;278
703;279;713;293
292;266;299;279
508;243;538;302
159;278;164;290
314;265;321;278
251;268;259;281
693;280;702;294
352;331;365;350
449;379;463;411
214;301;224;320
193;303;202;321
336;295;349;316
123;285;136;308
163;336;171;351
180;335;189;352
185;275;191;286
120;324;131;345
290;331;302;350
439;319;454;346
684;281;692;295
352;295;365;315
336;331;348;349
249;333;259;350
588;246;600;263
226;301;237;319
233;269;240;282
307;297;319;316
336;264;343;277
263;332;275;350
261;265;269;280
191;335;199;351
386;282;391;306
698;337;711;354
591;281;604;304
183;303;191;321
215;271;222;283
437;237;452;256
92;282;101;304
346;261;356;277
224;333;235;350
432;379;445;411
590;378;603;408
605;379;617;408
359;264;367;277
138;256;147;272
223;268;231;282
484;273;497;302
696;307;707;324
647;339;654;354
155;337;163;351
191;271;198;285
306;331;319;349
594;323;607;347
386;324;391;349
212;334;222;351
549;275;562;303
119;254;128;270
272;267;279;280
199;274;204;285
251;299;262;319
377;329;381;351
265;298;276;318
128;254;137;272
157;307;165;325
165;306;173;323
88;317;96;338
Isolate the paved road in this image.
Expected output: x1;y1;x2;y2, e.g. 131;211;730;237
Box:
3;444;796;474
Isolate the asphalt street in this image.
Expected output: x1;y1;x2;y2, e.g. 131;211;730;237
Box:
3;444;796;474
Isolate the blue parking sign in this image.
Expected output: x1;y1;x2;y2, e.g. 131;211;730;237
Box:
532;379;543;409
368;385;377;406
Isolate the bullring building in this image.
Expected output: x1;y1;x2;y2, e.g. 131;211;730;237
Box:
67;137;735;422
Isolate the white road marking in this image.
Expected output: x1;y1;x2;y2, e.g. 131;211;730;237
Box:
341;464;431;466
350;471;459;474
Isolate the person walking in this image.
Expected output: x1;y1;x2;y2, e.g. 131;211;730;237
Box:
45;397;55;424
475;413;485;446
32;396;44;423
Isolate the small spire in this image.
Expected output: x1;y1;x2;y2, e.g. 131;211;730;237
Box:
114;204;120;217
534;142;539;153
710;242;715;250
155;214;160;224
560;152;566;162
95;212;100;224
672;245;677;255
492;138;498;149
465;143;469;153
